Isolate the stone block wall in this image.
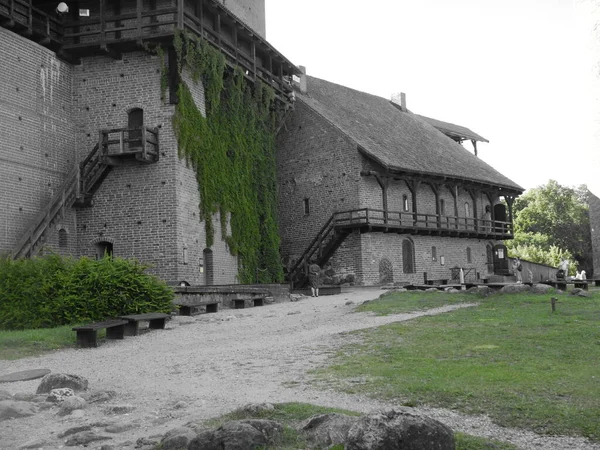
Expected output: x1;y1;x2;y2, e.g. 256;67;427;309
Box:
0;28;77;256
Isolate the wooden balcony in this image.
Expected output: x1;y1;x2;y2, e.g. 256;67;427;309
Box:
98;126;159;166
0;0;299;103
333;208;513;239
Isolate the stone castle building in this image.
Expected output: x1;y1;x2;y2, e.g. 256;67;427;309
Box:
0;0;523;287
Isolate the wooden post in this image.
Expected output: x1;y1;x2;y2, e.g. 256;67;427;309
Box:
551;297;557;312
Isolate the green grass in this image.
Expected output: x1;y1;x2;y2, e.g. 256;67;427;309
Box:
315;290;600;441
201;402;514;449
360;289;481;315
0;324;79;360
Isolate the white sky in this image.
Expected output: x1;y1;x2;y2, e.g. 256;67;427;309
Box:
265;0;600;197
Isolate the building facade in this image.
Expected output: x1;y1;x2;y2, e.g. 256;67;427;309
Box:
277;75;523;287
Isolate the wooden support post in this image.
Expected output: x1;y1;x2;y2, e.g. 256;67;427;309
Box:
551;297;557;312
177;0;184;29
136;0;142;40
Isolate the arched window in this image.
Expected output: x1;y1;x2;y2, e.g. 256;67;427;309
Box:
464;202;470;217
466;247;472;264
95;241;113;259
128;108;144;149
203;248;214;285
403;194;409;212
58;229;68;248
431;246;437;262
402;239;415;274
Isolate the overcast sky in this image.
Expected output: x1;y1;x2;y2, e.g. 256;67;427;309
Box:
265;0;600;197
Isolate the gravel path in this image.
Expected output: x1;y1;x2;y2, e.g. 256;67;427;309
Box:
1;288;598;449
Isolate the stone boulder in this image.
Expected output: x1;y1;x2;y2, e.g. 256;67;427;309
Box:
47;387;75;403
161;426;197;450
36;373;88;394
530;283;555;294
188;420;282;450
499;284;530;294
345;409;454;450
58;396;87;416
571;288;591;297
300;409;454;450
0;400;37;421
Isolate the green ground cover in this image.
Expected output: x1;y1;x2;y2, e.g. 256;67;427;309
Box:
314;289;600;441
0;324;78;360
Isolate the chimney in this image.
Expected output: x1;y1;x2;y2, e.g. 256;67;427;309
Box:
390;92;407;112
297;65;307;94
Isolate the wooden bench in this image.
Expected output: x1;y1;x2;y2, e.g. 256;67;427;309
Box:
176;300;220;316
425;279;448;286
232;298;265;309
72;319;128;348
119;312;171;336
573;280;588;291
541;281;567;291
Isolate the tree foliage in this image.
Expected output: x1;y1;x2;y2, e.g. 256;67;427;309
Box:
508;180;591;272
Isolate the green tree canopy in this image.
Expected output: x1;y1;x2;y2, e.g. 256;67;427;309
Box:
508;180;591;272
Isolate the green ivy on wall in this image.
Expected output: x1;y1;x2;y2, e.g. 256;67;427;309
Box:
172;30;283;284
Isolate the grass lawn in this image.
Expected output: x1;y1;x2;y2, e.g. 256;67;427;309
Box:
0;324;78;360
313;289;600;441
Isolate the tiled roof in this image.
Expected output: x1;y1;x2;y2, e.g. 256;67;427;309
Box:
298;76;523;192
415;115;489;143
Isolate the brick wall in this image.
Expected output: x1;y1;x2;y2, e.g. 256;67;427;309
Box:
0;28;77;255
277;100;362;263
590;192;600;277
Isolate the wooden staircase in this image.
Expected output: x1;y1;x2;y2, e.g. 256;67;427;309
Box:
12;127;159;259
287;214;351;289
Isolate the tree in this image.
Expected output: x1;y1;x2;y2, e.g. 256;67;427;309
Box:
508;180;592;272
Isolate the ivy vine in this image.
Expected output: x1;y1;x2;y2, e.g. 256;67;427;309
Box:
172;30;283;284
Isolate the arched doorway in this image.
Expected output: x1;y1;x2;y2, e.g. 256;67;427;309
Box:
402;239;415;274
493;244;510;275
203;248;214;285
128;108;143;149
95;241;113;259
379;258;394;285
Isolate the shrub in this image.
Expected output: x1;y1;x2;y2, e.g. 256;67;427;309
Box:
0;254;174;330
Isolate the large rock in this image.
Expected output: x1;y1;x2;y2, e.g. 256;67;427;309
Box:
36;373;88;394
58;396;87;416
499;284;530;294
301;413;357;446
0;400;37;421
530;283;555;294
345;409;454;450
161;426;197;450
301;409;454;450
188;420;280;450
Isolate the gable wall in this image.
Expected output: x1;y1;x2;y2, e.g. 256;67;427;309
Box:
276;100;362;263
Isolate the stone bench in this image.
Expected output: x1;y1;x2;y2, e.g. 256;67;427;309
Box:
232;297;265;309
119;312;171;336
176;300;220;316
72;319;128;348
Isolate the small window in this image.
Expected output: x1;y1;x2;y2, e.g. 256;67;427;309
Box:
431;246;437;261
403;194;409;212
58;229;68;248
440;199;445;216
303;198;310;215
464;202;470;217
467;247;472;264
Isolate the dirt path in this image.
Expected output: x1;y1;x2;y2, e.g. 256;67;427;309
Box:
1;289;598;450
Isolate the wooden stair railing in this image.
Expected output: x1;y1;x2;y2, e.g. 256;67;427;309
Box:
288;213;351;289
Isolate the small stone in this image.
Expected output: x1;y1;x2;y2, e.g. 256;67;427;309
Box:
104;404;136;415
47;388;75;403
105;423;138;433
58;396;86;416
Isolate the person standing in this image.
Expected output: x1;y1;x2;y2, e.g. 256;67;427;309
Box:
308;258;321;297
512;257;523;283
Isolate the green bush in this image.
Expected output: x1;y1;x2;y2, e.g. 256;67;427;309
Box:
0;254;174;330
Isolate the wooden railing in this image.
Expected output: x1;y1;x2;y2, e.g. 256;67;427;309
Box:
99;126;159;164
287;208;513;288
0;0;63;44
